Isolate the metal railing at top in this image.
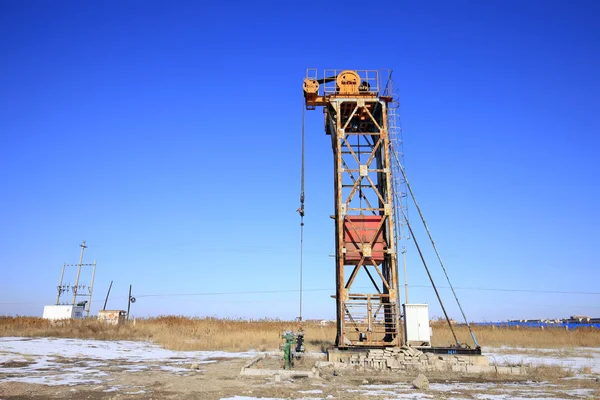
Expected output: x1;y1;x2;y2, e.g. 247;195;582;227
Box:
306;69;393;97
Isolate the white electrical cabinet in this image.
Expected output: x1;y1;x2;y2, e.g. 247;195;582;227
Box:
403;303;431;346
42;305;84;320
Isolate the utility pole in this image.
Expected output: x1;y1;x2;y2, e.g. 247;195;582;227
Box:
72;241;87;305
103;281;113;311
127;284;132;320
402;247;409;304
56;263;66;305
87;260;96;317
53;242;97;317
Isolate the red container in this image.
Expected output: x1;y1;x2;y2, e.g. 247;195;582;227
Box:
343;215;387;265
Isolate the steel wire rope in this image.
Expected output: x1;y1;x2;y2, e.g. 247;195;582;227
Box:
393;150;480;348
407;284;600;295
399;206;461;346
297;97;306;322
385;95;461;345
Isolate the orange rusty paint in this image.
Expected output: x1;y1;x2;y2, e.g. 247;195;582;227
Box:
343;215;387;264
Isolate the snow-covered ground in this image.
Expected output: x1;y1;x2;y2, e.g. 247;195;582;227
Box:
220;383;598;400
484;346;600;374
337;380;596;400
0;336;258;387
0;336;257;363
1;337;598;399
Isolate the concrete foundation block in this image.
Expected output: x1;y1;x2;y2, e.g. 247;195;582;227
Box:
495;366;513;375
451;364;467;372
466;365;491;374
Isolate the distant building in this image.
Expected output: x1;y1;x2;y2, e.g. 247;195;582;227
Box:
98;310;127;325
568;315;591;323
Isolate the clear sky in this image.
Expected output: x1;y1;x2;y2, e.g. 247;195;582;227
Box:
1;1;599;322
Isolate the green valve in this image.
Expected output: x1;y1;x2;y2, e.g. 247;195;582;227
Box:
281;331;296;370
280;329;305;370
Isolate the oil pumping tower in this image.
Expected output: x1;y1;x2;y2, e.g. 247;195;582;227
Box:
301;69;482;356
303;70;401;347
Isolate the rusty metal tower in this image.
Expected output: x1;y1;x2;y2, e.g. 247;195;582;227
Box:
304;69;401;347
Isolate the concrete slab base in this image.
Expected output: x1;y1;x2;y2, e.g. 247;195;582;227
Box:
324;346;521;375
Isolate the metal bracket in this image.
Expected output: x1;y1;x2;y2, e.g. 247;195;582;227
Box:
362;244;372;257
359;165;368;177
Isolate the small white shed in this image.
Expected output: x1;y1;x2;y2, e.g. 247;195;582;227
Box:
403;303;432;346
42;305;84;320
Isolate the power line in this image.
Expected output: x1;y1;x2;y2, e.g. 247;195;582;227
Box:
134;288;331;299
408;284;600;296
1;284;598;307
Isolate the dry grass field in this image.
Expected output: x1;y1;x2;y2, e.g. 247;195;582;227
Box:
2;318;599;399
1;316;599;352
431;322;600;349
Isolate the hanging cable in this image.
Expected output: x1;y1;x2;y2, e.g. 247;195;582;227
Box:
393;151;480;348
296;99;306;322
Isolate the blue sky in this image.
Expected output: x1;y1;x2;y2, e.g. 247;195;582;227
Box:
1;1;599;321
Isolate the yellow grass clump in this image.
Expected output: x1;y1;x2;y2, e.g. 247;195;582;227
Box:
431;324;600;349
0;316;598;351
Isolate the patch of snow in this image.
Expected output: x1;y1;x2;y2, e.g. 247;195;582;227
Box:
475;396;571;400
348;388;399;396
361;383;411;390
85;361;108;367
346;382;416;397
2;374;103;386
0;336;262;387
0;337;259;363
484;346;600;374
387;394;434;399
429;382;498;392
159;365;190;373
124;389;146;394
221;397;285;400
298;389;323;394
223;397;330;400
563;388;595;396
122;364;148;372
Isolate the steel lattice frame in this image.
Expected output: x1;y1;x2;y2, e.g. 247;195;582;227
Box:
330;98;400;347
305;70;401;348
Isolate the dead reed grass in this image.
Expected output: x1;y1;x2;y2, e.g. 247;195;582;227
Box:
431;324;600;349
1;316;598;352
0;316;334;352
527;364;575;380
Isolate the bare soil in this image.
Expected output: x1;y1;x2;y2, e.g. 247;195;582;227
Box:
1;355;598;399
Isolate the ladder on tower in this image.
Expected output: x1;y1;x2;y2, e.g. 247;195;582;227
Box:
387;95;408;252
